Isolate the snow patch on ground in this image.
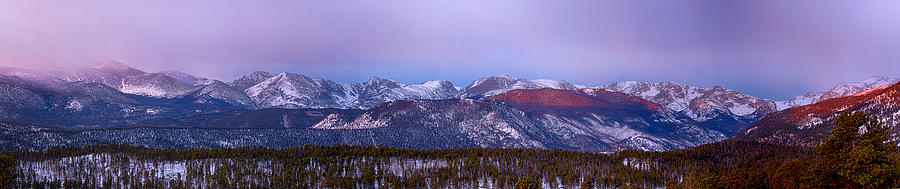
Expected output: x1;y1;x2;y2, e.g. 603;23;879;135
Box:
65;99;83;111
728;102;757;116
121;85;169;98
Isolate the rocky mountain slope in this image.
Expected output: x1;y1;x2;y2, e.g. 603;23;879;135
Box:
459;74;579;98
601;81;777;135
233;72;583;110
732;81;900;146
60;62;198;98
4;62;897;152
239;72;462;109
0;66;257;127
311;88;727;151
774;76;898;110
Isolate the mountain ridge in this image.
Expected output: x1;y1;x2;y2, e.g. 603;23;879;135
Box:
732;80;900;146
1;63;897;152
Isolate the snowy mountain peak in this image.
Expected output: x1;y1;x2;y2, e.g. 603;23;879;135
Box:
734;81;900;146
56;62;197;98
234;71;465;109
368;75;388;81
245;72;318;108
274;72;315;84
274;72;290;78
251;71;273;76
421;80;455;89
820;76;898;100
186;80;257;109
468;74;517;88
774;76;899;110
461;75;577;98
365;76;403;88
89;61;142;73
229;71;275;91
160;70;209;85
602;81;776;121
861;76;893;83
774;91;824;111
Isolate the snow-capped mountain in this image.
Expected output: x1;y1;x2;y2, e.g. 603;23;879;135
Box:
0;73;168;127
181;81;257;109
312;98;551;151
312;88;727;151
5;62;900;152
0;74;59;117
4;63;466;111
0;64;265;127
459;74;578;98
774;92;824;111
60;62;197;98
733;80;900;147
244;72;359;109
0;66;45;79
237;72;462;109
774;76;899;110
602;81;776;121
229;71;275;91
820;76;898;100
353;76;462;108
160;70;211;85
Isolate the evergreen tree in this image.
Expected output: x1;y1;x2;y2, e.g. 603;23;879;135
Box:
514;176;540;189
782;111;900;188
580;177;594;189
832;111;898;187
0;153;15;186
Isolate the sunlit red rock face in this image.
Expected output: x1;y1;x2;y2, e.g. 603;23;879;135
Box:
733;81;900;146
487;88;662;114
783;85;896;121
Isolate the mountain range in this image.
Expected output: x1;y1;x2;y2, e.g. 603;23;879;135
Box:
0;62;896;151
733;80;900;146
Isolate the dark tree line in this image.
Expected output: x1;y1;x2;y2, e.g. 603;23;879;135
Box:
682;111;900;188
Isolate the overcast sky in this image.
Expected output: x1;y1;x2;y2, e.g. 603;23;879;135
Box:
1;1;899;100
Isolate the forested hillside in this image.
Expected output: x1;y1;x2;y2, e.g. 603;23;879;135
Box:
1;140;804;188
3;111;898;188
